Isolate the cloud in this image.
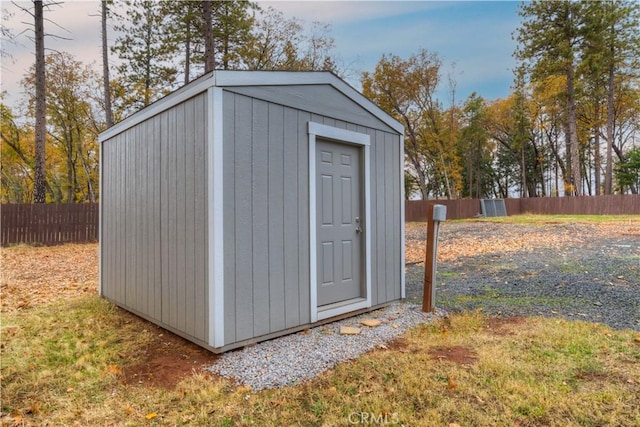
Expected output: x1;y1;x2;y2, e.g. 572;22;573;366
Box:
324;2;520;99
258;0;444;25
1;0;521;110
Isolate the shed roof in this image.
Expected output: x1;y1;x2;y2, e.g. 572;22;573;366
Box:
99;70;403;142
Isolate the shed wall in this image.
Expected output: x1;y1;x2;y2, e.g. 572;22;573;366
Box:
101;93;209;344
222;89;402;345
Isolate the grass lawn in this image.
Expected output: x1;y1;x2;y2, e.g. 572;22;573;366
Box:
2;298;639;426
466;213;640;225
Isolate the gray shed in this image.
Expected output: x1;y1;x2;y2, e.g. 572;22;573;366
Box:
99;70;405;352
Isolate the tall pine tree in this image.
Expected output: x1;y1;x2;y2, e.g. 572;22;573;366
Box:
582;0;640;194
516;0;585;196
112;0;177;112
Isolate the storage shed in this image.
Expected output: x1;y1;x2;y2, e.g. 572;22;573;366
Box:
99;71;405;352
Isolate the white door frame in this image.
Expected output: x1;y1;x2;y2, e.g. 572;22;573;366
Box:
308;121;371;322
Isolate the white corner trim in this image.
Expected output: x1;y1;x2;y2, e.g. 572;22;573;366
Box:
309;131;318;322
98;137;104;296
400;135;406;299
308;122;370;146
308;121;372;323
214;70;333;87
364;143;372;305
208;86;225;348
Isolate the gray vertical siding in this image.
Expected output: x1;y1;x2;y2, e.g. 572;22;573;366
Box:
101;93;209;344
283;107;301;329
222;89;402;344
267;103;286;332
102;79;401;350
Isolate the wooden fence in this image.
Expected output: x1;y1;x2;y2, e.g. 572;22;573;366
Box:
1;203;99;246
2;195;638;245
406;194;640;222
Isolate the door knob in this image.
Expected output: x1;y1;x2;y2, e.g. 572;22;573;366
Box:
355;217;363;234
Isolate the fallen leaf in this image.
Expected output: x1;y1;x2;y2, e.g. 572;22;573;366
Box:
124;406;133;415
447;376;457;390
107;365;122;375
237;385;252;394
145;412;158;420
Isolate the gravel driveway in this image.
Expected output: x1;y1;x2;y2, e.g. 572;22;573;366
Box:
405;220;640;331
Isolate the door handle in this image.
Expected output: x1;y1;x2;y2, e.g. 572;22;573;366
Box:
355;217;363;234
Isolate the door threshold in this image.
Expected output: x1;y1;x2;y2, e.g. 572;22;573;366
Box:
317;297;369;321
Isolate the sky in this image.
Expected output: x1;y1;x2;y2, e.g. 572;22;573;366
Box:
1;0;523;112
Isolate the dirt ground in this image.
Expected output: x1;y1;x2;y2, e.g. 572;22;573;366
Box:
120;319;219;389
2;218;639;388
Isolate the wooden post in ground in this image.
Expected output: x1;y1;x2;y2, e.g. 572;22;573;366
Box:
423;204;446;312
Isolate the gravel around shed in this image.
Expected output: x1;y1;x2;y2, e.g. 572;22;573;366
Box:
208;304;445;391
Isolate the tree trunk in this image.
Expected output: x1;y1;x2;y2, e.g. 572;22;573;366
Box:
406;152;429;200
144;21;152;106
605;60;614;195
567;63;581;196
102;0;113;128
521;144;528;197
79;143;96;203
533;140;546;196
202;1;214;72
222;3;230;70
593;129;601;196
66;134;75;203
33;0;47;203
184;21;191;84
438;152;452;199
